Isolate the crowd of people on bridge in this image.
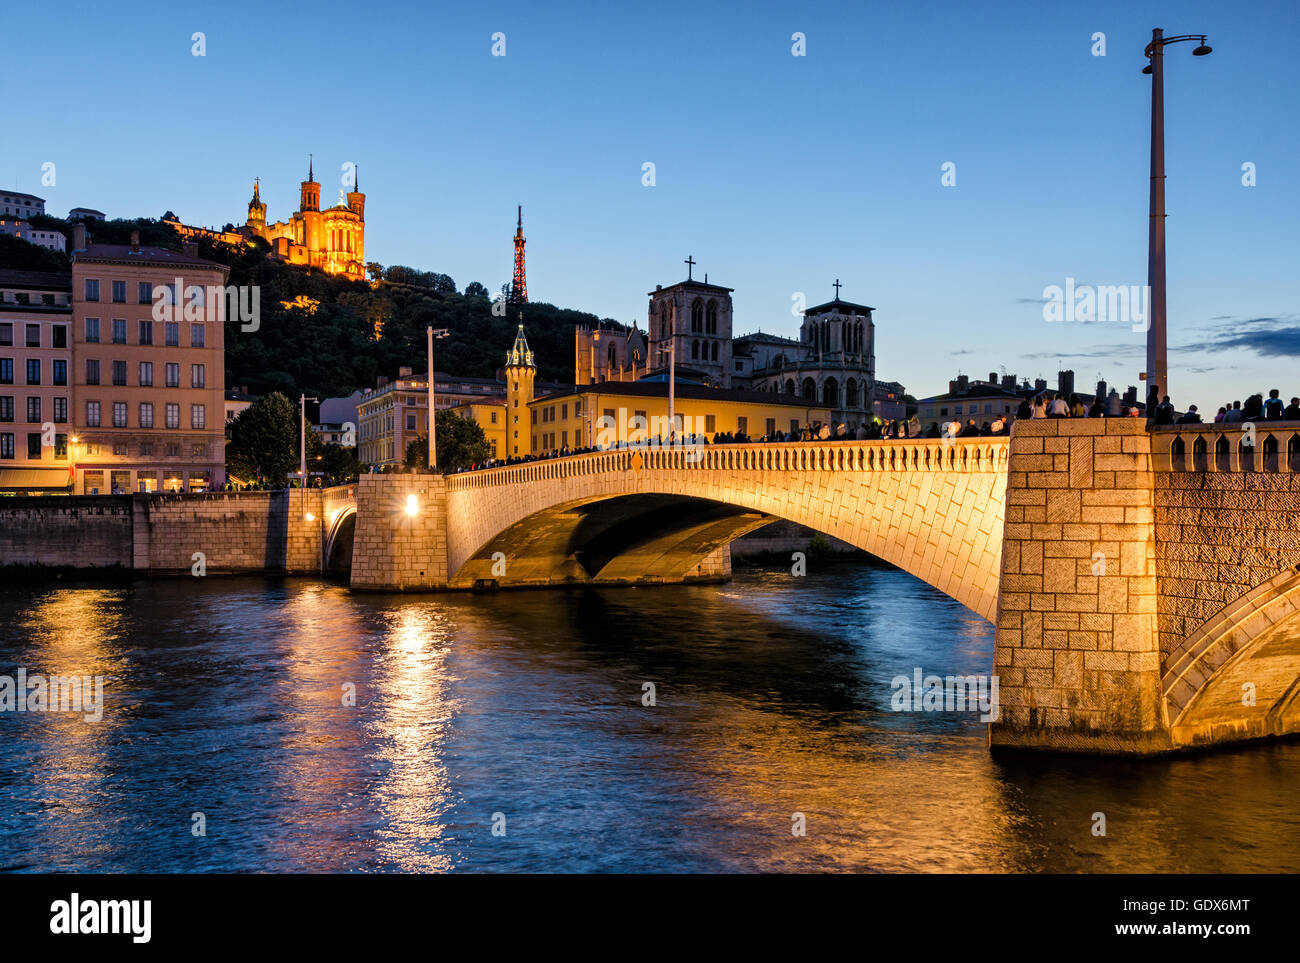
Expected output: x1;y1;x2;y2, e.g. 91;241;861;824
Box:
411;381;1300;476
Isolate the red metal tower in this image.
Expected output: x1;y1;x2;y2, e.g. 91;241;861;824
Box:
510;205;527;304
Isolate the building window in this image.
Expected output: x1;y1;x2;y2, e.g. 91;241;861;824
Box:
84;279;99;302
55;433;67;458
138;320;153;345
84;317;100;343
52;325;67;349
0;324;10;346
53;397;67;423
111;280;126;303
191;405;206;430
85;359;100;385
139;361;153;386
25;359;40;385
27;433;41;459
705;414;716;434
139;402;153;428
113;361;128;386
25;324;40;347
0;433;11;459
112;402;127;427
0;397;11;422
191;324;205;348
166;403;179;429
26;397;41;422
112;319;126;344
737;416;747;435
765;418;776;436
406;414;415;430
138;281;152;304
165;322;179;346
165;363;179;388
86;401;101;427
191;364;205;388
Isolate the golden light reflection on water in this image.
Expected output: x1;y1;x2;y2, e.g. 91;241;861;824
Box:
365;603;458;872
12;588;126;870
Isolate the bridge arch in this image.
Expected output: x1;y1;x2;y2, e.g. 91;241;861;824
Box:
444;440;1008;619
325;503;357;576
1163;565;1300;747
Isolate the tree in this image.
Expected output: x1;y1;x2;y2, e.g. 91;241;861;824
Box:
226;392;303;486
404;408;490;473
429;272;456;294
317;442;360;484
464;281;489;299
366;261;383;281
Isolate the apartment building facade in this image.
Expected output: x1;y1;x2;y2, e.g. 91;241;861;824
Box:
70;238;229;493
0;270;74;492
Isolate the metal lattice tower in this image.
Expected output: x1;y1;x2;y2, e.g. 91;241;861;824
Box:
511;205;528;304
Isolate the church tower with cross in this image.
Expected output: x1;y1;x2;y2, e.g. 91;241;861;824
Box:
645;255;736;388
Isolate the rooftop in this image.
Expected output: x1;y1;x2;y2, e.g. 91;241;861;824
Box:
74;242;227;270
536;379;830;409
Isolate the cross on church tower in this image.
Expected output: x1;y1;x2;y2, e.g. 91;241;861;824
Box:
833;278;842;299
684;255;695;281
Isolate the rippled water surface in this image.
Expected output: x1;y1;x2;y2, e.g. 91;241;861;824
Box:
1;565;1298;873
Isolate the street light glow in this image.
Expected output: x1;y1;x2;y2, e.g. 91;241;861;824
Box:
404;495;418;516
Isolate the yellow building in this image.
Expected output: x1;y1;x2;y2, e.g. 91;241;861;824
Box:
448;400;506;460
245;157;365;281
508;322;831;455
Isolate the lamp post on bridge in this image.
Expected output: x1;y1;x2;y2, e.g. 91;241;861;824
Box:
427;326;449;472
1142;27;1212;403
299;393;319;518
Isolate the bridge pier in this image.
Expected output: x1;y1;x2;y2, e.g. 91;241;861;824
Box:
350;474;449;591
991;419;1173;754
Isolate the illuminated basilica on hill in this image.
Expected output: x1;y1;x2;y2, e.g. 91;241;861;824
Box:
243;156;366;281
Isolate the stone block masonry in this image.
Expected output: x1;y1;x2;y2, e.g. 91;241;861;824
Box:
0;490;335;575
991;418;1170;753
349;474;449;591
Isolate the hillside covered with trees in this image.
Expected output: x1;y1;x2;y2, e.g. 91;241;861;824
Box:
2;213;631;398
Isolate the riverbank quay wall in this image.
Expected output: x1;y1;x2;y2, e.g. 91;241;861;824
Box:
0;488;351;575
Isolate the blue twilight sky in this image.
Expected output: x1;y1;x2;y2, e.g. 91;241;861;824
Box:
5;0;1298;407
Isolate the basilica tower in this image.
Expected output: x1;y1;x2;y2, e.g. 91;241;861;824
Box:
347;166;365;217
246;178;266;234
300;154;320;211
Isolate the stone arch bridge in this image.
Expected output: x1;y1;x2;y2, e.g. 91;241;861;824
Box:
320;419;1300;756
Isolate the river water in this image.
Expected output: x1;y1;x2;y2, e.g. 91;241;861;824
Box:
1;563;1297;873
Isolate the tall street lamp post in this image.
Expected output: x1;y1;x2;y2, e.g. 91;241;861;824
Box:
1143;27;1212;403
427;326;449;471
300;393;318;515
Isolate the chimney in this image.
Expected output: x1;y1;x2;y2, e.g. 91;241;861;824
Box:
398;366;412;378
1123;385;1138;404
1001;373;1016;389
182;241;199;258
72;223;87;253
376;375;389;389
130;230;140;252
1096;379;1107;400
988;372;998;385
957;374;969;391
1034;378;1047;391
1057;369;1075;397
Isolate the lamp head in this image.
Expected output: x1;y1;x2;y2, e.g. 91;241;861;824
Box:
1142;62;1153;74
1192;41;1212;56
